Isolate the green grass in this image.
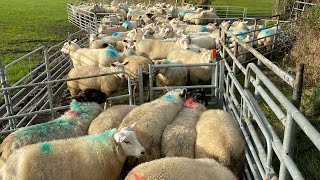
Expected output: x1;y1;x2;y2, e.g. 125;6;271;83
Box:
0;0;78;84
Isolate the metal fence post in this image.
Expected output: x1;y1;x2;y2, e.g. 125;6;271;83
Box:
148;64;154;101
218;60;225;109
279;64;304;180
0;61;16;129
138;63;144;104
44;46;55;120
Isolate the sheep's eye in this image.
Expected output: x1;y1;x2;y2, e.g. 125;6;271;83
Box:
124;141;131;144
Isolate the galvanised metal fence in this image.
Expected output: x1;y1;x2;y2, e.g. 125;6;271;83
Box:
219;25;320;180
67;3;119;33
290;0;316;20
0;30;133;135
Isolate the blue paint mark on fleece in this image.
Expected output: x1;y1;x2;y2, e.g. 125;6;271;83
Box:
128;10;134;15
201;26;208;32
123;21;130;28
235;31;247;40
185;10;192;14
112;32;119;37
162;94;178;102
259;29;272;37
88;128;117;143
106;49;118;58
40;142;52;154
100;36;108;41
129;50;136;56
107;44;116;51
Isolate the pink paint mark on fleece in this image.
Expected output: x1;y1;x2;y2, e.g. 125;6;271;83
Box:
184;98;199;108
65;110;77;116
130;172;145;180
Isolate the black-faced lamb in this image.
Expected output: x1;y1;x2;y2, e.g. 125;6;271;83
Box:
88;105;137;135
0;89;107;163
125;157;236;180
0;124;145;180
195;109;245;176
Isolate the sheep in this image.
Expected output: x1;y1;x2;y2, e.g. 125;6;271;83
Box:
98;24;127;35
156;60;188;87
167;48;214;84
118;89;187;169
0;124;145;180
134;39;195;60
126;28;144;41
142;30;164;40
195;109;245;176
67;61;129;96
122;20;141;30
125;157;236;180
101;15;120;25
179;34;216;50
88;105;137;135
61;40;120;67
0;89;107;163
161;94;207;158
257;26;281;51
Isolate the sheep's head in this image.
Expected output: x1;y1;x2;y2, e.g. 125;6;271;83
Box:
111;61;129;79
163;27;173;39
179;35;191;49
114;123;145;158
142;30;155;39
186;89;208;107
61;39;80;54
73;88;108;104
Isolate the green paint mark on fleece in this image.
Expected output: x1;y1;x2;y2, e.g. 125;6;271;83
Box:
70;99;82;112
88;128;117;143
40;142;52;154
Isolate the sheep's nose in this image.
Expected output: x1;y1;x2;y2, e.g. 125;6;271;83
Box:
140;150;145;155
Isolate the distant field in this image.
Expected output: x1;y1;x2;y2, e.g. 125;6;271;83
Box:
0;0;78;68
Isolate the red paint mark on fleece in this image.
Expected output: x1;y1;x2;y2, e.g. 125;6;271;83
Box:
184;98;199;108
65;110;77;116
130;172;145;180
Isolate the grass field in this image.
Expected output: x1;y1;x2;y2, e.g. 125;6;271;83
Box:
0;0;78;83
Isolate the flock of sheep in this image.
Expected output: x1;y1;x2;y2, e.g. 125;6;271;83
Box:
64;1;281;99
0;88;244;180
0;1;283;179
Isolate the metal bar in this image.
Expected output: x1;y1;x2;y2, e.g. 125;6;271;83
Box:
5;46;45;69
247;63;320;150
153;85;217;91
148;64;153;101
279;64;305;180
218;60;225;108
44;47;55;120
138;64;144;104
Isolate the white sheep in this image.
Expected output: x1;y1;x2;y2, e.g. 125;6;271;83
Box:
257;26;281;51
125;157;236;180
156;60;188;87
161;97;207;158
88;105;137;135
122;20;141;30
142;30;164;40
67;61;129;96
195;109;245;176
61;40;120;67
167;48;214;84
179;34;216;50
98;24;127;35
126;28;144;41
0;89;107;163
118;89;187;169
0;125;145;180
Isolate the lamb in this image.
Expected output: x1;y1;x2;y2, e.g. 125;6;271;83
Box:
67;62;129;96
179;34;216;50
195;109;245;176
61;40;120;67
167;48;214;84
0;124;145;180
257;26;281;51
122;55;153;80
88;105;137;135
156;60;188;87
142;30;164;40
125;157;236;180
0;89;107;163
126;28;144;41
122;20;141;30
98;24;127;35
134;39;195;60
118;89;187;168
161;92;207;158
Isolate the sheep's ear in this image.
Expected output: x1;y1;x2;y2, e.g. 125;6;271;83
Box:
73;39;78;43
123;61;129;65
68;40;71;45
111;63;116;67
114;132;126;142
123;39;128;43
126;122;136;130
